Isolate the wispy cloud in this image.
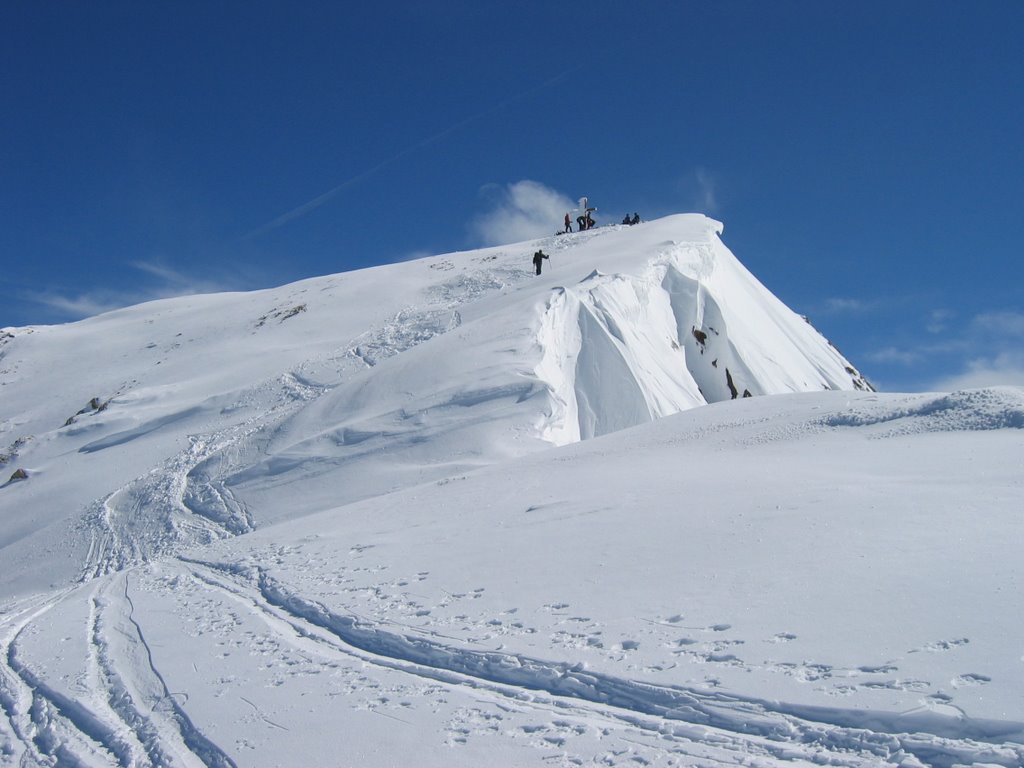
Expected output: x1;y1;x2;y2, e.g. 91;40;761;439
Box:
128;260;237;295
820;297;873;315
469;181;575;247
865;346;924;366
673;168;720;215
931;351;1024;390
923;309;1024;390
925;308;955;334
25;260;247;322
970;310;1024;337
25;290;133;320
842;302;1024;392
693;168;718;214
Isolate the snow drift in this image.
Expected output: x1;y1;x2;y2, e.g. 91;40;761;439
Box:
1;214;1020;768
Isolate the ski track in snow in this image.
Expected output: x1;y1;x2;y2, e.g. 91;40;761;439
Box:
156;557;1022;768
0;576;237;768
2;218;1021;767
77;408;271;582
71;250;536;585
0;254;546;766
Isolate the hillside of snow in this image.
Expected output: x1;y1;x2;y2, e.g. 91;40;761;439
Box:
1;214;1021;767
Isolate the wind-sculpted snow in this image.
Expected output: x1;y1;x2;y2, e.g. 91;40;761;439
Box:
349;307;462;367
0;215;1020;766
75;403;280;581
823;387;1024;433
533;229;871;443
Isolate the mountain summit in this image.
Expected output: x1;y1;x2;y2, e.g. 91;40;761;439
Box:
6;215;1019;768
1;214;868;586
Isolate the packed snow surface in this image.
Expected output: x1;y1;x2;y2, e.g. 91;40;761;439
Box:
0;215;1020;767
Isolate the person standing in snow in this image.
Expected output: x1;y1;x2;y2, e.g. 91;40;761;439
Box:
532;249;549;275
564;212;572;233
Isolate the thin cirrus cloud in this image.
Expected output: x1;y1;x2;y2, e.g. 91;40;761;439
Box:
820;297;873;314
26;261;246;322
918;309;1024;390
24;290;131;321
946;311;1024;387
931;351;1024;391
971;310;1024;337
925;308;955;334
866;346;924;366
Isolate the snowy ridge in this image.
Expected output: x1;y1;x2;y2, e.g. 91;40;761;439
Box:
535;220;870;443
1;214;1020;767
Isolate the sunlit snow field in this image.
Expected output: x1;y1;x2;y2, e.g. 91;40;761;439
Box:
1;216;1021;767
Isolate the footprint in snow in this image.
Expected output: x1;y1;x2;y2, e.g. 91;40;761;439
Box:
543;602;570;611
910;637;970;653
952;673;991;688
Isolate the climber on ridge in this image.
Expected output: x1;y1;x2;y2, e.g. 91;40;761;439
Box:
532;249;550;275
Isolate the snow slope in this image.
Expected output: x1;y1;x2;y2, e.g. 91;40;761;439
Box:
0;215;867;594
2;214;1021;767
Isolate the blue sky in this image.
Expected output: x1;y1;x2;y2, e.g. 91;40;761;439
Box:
3;1;1022;392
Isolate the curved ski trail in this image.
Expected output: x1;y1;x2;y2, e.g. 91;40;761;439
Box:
0;573;237;768
181;558;1024;768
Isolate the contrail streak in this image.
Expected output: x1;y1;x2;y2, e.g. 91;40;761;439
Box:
243;67;580;240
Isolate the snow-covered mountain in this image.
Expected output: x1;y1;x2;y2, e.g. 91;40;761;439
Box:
1;215;1021;767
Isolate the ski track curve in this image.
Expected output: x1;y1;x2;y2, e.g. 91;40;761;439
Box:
73;253;529;586
0;260;544;766
75;373;316;583
0;573;237;768
180;558;1024;768
0;595;59;767
115;573;237;768
0;589;122;767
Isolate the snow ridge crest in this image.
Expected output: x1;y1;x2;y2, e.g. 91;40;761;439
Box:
534;230;869;445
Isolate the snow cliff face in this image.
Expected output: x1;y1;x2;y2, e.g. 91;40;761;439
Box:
533;216;871;443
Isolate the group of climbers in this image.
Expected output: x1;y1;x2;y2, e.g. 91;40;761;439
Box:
559;196;596;233
570;211;596;232
537;197;644;275
561;197;641;234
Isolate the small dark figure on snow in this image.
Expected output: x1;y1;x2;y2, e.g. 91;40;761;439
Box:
622;214;632;225
631;212;641;225
532;249;549;275
564;213;572;233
